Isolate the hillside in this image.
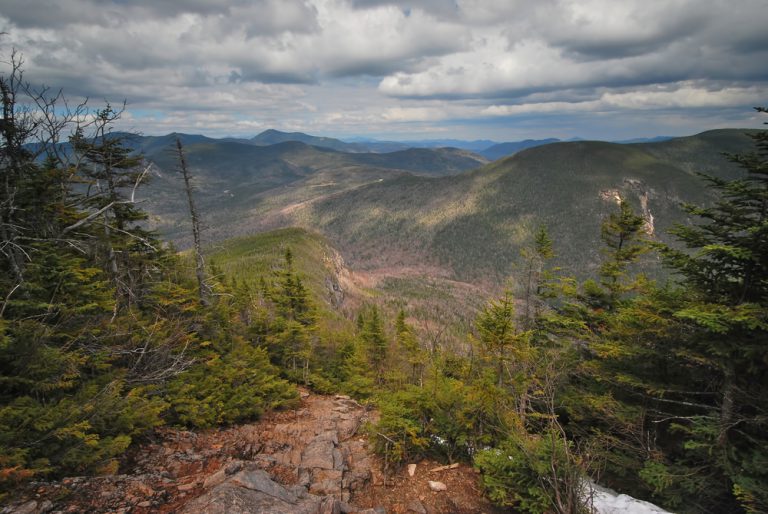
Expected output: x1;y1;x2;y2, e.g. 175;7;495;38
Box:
251;128;361;150
204;228;488;347
296;129;754;282
205;228;355;315
478;138;560;160
246;129;411;153
138;129;757;284
140;138;486;243
139;128;758;328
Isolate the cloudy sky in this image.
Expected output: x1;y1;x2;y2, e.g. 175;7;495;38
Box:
2;0;767;141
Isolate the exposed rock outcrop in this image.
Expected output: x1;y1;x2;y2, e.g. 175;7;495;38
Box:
2;393;380;514
182;394;377;513
2;392;506;514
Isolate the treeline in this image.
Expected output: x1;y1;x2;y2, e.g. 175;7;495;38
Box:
354;109;768;514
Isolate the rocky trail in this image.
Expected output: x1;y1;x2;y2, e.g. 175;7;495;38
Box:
2;391;503;514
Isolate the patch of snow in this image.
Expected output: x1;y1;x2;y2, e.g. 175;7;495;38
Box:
589;482;671;514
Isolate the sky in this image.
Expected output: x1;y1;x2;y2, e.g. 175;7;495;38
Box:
2;0;768;142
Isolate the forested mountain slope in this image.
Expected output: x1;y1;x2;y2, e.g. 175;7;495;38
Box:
140;138;486;243
299;130;754;282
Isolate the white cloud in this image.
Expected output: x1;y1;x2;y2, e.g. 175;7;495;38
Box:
601;84;766;110
1;0;766;140
482;83;766;117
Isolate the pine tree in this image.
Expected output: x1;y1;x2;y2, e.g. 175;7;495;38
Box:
599;200;648;306
271;247;313;326
0;58;200;489
362;305;388;385
652;108;768;512
475;290;519;388
520;226;556;329
395;309;425;386
70;106;158;312
576;111;768;512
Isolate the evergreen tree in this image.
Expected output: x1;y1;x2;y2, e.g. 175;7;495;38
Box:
263;247;316;382
599;199;648;306
361;305;388;385
0;53;302;498
652;108;768;512
271;247;313;326
520;226;555;328
475;290;519;388
0;59;198;489
71;106;159;312
576;111;768;512
395;309;425;386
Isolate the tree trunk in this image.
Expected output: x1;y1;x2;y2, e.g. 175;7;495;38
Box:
0;78;25;286
718;363;736;446
175;138;209;305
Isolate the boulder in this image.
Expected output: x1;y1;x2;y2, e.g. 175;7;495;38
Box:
302;436;337;470
406;500;427;514
428;481;446;492
182;469;343;514
230;469;298;504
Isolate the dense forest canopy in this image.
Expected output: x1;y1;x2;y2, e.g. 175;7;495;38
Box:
1;52;767;514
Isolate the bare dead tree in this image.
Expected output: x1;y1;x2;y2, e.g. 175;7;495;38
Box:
0;50;32;286
175;137;210;305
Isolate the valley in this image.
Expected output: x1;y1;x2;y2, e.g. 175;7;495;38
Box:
140;127;759;368
142;128;753;285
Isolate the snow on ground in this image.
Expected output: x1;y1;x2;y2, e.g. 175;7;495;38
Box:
589;482;672;514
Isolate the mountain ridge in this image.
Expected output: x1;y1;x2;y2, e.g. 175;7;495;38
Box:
136;128;756;285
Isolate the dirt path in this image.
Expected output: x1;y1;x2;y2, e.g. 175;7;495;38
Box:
2;391;504;514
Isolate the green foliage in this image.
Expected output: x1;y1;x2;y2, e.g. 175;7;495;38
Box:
561;111;768;513
166;341;297;428
360;305;388;384
0;373;167;480
0;59;303;496
338;339;376;399
475;290;519;386
373;387;431;465
475;427;590;514
599;200;649;304
395;309;426;386
270;247;315;326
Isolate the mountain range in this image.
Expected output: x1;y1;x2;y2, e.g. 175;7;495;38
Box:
137;128;754;291
135;129;671;161
138;133;487;244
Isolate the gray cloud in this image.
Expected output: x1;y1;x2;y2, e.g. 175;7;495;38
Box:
0;0;766;140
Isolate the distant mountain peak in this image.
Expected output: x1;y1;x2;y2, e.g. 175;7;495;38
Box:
253;128;306;138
